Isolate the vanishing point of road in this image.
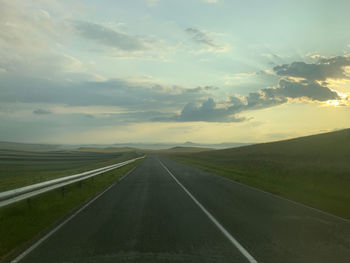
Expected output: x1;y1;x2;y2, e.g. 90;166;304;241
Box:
13;156;350;263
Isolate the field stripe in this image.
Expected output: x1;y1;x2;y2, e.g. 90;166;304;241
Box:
11;166;137;263
159;160;258;263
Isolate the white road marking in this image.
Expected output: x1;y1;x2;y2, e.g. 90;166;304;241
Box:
159;160;258;263
11;166;137;263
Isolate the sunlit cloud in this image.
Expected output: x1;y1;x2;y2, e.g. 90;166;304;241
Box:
325;91;349;107
326;100;341;107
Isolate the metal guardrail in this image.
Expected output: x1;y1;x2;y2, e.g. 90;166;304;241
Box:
0;156;145;208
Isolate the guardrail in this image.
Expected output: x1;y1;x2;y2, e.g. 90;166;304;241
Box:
0;156;145;208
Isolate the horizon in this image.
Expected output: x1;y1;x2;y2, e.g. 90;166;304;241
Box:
1;1;350;144
1;127;348;148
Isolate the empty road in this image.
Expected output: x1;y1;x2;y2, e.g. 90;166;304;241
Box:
14;156;350;263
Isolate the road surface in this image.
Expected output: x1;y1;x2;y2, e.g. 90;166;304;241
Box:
14;156;350;263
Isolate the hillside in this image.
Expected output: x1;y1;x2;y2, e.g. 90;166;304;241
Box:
77;147;139;153
218;128;350;157
167;128;350;219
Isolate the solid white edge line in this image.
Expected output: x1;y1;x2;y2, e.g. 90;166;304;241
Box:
158;160;258;263
11;166;138;263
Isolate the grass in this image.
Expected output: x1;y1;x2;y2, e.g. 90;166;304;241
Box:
165;128;350;220
0;159;143;261
0;149;142;191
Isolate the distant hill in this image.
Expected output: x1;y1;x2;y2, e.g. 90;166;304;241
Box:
76;145;212;154
169;146;212;152
77;147;139;153
109;142;250;150
0;141;251;152
158;146;213;154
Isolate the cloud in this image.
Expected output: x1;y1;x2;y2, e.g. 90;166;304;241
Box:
273;56;350;81
2;49;349;125
71;20;159;52
172;98;245;122
3;56;347;124
185;86;219;93
202;0;219;3
0;74;215;121
0;1;90;79
263;79;340;102
166;91;286;123
33;108;52;115
168;80;333;122
185;28;228;52
168;56;350;122
245;91;287;110
309;54;326;59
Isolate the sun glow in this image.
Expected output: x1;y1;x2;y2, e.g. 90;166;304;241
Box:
326;100;340;107
325;90;349;107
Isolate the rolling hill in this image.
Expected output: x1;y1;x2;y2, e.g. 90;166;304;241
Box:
166;128;350;219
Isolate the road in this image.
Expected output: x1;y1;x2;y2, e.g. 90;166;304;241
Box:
14;156;350;263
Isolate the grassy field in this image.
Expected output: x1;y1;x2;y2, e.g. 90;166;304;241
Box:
0;141;61;152
0;159;143;261
165;129;350;220
0;149;142;191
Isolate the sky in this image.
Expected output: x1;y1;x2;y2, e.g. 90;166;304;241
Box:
0;0;350;144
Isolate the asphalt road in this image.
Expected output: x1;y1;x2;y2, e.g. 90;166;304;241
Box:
16;156;350;263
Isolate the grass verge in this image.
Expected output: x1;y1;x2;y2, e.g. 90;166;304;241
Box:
168;154;350;221
0;159;143;261
0;150;141;191
165;129;350;220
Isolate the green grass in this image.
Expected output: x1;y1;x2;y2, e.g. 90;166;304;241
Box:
0;159;143;260
165;128;350;220
0;149;142;191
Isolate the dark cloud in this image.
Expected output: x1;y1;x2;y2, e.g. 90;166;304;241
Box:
168;55;349;122
245;91;287;109
0;75;214;123
33;108;52;115
168;92;287;123
171;98;245;122
273;56;350;81
185;86;219;93
71;21;154;51
0;76;207;109
186;28;217;47
185;28;226;52
263;79;340;101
